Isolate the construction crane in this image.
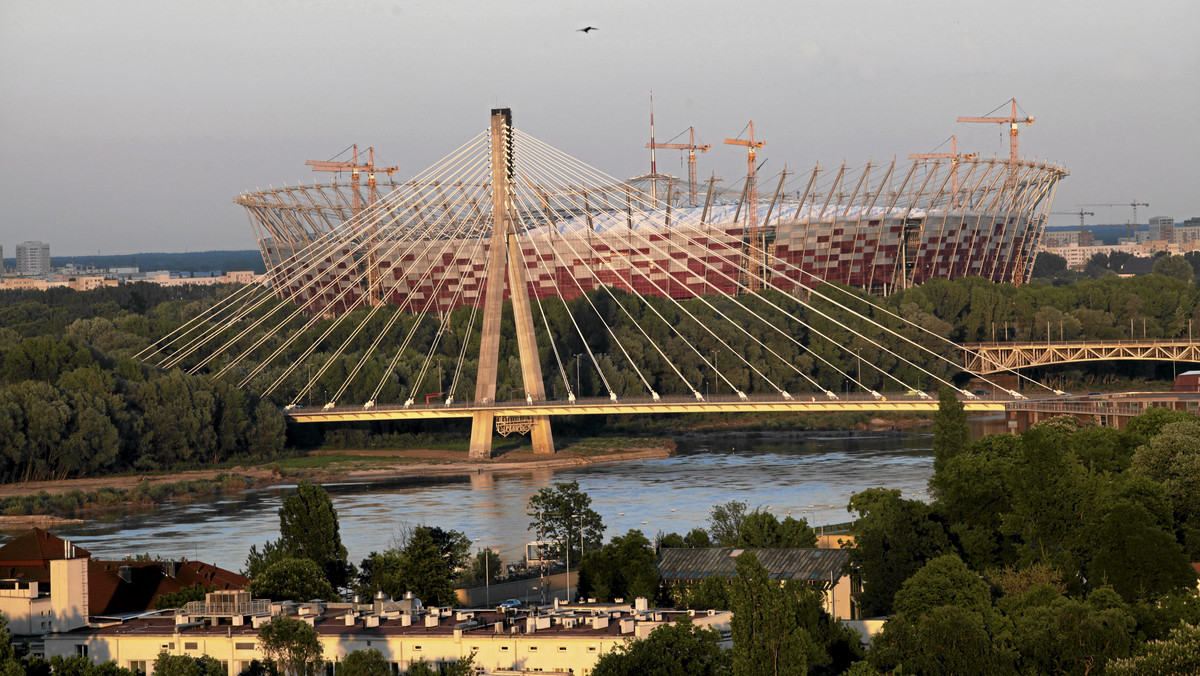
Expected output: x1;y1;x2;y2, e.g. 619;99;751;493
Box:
646;127;711;207
1052;209;1094;245
957;98;1034;186
725;123;766;291
908;135;977;201
306;145;399;307
1081;201;1149;239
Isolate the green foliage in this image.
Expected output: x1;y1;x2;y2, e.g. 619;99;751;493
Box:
401;652;475;676
153;583;216;610
248;557;341;602
868;605;1015;675
707;500;748;547
577;529;659;603
279;481;353;589
1006;591;1136;675
336;649;390;676
526;481;604;561
1153;254;1193;282
847;488;950;617
932;387;969;473
891;554;992;618
150;653;227;676
357;526;459;607
728;552;843;676
591;614;732;676
258;615;324;676
1107;623;1200;675
461;548;502;588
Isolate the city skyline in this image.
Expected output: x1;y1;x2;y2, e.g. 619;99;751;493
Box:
2;0;1197;256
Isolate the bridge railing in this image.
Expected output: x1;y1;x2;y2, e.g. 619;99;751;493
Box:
285;390;1026;416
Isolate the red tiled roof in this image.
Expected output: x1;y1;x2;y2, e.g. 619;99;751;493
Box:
0;528;90;564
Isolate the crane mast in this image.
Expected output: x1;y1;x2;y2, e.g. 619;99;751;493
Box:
306;145;399;307
646;127;711;206
908;135;977;204
957;99;1034;187
725;122;766;291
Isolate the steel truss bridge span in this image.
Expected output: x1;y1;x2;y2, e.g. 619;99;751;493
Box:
285;393;1010;424
963;339;1200;373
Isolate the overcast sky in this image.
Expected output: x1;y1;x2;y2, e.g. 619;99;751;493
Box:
2;0;1197;257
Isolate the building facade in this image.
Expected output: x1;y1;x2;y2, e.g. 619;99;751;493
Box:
15;241;51;277
42;592;732;676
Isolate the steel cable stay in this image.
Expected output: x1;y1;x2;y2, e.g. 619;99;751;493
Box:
272;192;490;402
205;141;493;381
514;167;764;400
505;196;575;402
515;132;983;397
516;169;756;401
511;178;664;400
270;153;496;401
161;134;491;374
332;174;497;408
305;157;495;406
365;212;495;407
443;246;490;406
404;222;496;407
516;135;847;398
134;282;265;362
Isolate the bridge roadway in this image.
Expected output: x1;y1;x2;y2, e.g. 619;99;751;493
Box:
285;392;1012;424
963;339;1200;373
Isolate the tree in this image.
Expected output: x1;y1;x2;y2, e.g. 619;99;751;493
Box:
527;481;604;561
728;552;827;676
1085;500;1196;602
1032;252;1068;279
1153;254;1193;283
1107;623;1200;675
463;548;502;587
867;605;1014;675
736;511;817;548
1007;593;1136;675
847;488;949;617
153;583;215;610
258;615;324;676
337;649;390;676
578;529;659;603
358;527;459;607
249;557;341;602
932;387;969;474
151;653;226;676
248;480;355;590
891;554;991;618
402;653;475;676
708;500;748;547
591;614;732;676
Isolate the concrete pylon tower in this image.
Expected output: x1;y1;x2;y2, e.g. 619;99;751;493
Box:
468;109;555;459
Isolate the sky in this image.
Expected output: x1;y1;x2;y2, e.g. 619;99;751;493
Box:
1;0;1197;257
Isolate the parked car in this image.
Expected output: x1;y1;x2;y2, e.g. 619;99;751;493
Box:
971;389;991;397
499;599;522;611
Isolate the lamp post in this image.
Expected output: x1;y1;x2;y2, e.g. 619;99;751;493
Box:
575;354;582;398
474;538;492;607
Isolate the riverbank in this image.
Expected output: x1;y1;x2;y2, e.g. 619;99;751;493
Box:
0;438;674;523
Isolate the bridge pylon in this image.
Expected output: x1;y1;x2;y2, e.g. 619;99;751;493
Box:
469;109;555;460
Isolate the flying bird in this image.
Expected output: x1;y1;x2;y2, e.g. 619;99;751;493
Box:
577;26;598;33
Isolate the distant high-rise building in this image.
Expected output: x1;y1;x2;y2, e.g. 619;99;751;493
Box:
1;244;4;274
1148;216;1175;243
16;241;51;276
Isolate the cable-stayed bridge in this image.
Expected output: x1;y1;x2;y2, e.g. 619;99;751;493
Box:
138;109;1064;459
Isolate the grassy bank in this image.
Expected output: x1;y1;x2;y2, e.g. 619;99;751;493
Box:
0;473;256;519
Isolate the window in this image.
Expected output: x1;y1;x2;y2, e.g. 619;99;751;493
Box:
587;647;597;653
558;646;567;652
129;661;147;674
413;646;422;652
236;642;256;650
184;642;199;650
75;645;88;657
500;646;510;652
528;646;538;652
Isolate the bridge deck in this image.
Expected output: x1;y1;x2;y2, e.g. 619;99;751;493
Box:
286;393;1011;423
963;339;1200;373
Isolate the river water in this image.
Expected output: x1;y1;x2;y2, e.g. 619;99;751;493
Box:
40;430;939;573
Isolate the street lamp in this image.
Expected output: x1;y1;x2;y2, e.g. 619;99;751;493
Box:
474;538;492;607
575;354;582;398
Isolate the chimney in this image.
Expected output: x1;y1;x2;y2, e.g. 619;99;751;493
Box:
374;591;384;615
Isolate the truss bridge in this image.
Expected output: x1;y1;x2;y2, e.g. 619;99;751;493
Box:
963;339;1200;373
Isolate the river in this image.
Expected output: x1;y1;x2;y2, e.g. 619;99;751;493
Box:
41;430;941;573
